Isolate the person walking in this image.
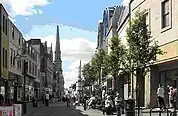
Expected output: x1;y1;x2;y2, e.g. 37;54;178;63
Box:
45;92;49;107
66;91;71;107
157;84;165;109
168;86;174;108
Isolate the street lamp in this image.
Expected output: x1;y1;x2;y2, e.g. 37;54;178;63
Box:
15;48;28;114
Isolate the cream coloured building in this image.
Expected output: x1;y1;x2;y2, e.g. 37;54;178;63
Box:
8;20;24;102
129;0;178;107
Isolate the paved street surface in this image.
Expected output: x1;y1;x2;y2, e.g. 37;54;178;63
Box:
24;102;106;116
24;102;177;116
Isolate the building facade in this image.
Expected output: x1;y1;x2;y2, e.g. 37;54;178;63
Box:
96;21;104;49
46;45;54;95
116;6;131;101
8;20;24;103
101;6;126;96
22;40;41;101
0;4;9;104
128;0;178;107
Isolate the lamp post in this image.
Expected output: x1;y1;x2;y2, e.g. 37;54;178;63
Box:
15;48;28;114
100;67;103;100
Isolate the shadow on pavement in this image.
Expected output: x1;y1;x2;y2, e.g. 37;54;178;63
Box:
23;103;89;116
73;109;89;116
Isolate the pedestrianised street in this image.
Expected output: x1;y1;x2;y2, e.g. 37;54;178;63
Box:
1;0;178;116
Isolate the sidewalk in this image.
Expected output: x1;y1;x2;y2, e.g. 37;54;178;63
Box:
75;106;107;116
75;105;177;116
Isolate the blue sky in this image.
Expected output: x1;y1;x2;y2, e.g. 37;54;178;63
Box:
4;0;125;88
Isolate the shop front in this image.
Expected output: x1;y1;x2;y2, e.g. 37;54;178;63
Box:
150;59;178;107
8;73;23;104
0;78;7;105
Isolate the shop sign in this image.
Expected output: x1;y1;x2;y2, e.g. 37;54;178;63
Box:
0;106;13;116
14;82;23;87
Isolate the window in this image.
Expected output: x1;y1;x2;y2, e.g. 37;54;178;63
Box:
3;15;5;33
35;65;37;76
13;51;15;66
161;0;170;28
32;63;34;75
19;33;21;44
17;60;21;69
19;60;21;68
5;19;7;35
145;12;149;31
12;26;14;38
5;50;7;68
29;61;31;74
3;48;4;67
10;48;13;65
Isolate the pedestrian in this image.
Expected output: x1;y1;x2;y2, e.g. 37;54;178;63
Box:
157;84;165;109
45;92;49;106
115;93;123;116
168;85;174;108
82;94;87;110
66;91;71;107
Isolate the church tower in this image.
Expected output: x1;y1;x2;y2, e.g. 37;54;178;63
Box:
54;25;64;95
54;25;62;72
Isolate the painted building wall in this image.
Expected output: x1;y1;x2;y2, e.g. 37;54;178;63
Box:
130;0;178;107
8;20;23;77
0;5;9;79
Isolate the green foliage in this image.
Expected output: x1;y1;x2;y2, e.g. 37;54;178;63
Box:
108;36;127;87
126;9;163;75
92;48;110;81
82;48;110;86
82;62;95;86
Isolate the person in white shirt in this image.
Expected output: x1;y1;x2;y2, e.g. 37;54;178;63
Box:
157;84;165;109
45;92;49;106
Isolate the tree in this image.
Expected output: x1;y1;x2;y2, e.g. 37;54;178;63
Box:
108;36;127;90
82;62;95;87
126;9;163;107
126;9;163;75
91;48;110;85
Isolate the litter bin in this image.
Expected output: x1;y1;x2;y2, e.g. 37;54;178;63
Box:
125;98;135;116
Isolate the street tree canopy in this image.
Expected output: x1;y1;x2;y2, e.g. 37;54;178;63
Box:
108;36;127;88
126;9;163;75
82;48;109;86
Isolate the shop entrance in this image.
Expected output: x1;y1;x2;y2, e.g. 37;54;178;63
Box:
159;69;178;107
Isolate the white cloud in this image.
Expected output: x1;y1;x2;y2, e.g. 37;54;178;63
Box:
122;0;130;6
5;0;50;16
25;24;96;88
25;17;29;20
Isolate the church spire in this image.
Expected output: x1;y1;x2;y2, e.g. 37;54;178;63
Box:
55;25;61;60
55;25;62;71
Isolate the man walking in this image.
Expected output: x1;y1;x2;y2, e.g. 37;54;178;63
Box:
66;91;71;107
45;92;49;106
157;84;165;109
